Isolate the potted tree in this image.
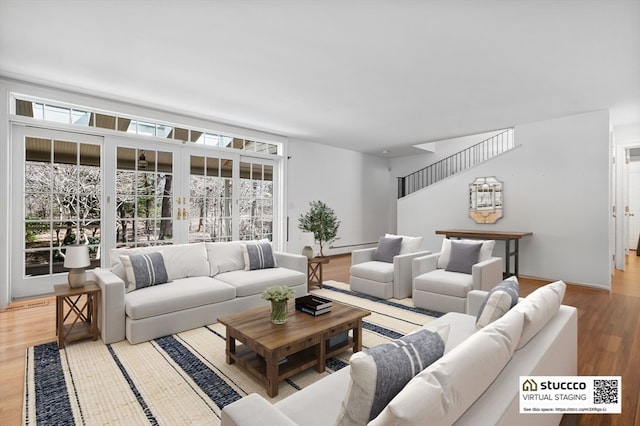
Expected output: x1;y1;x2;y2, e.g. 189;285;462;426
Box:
298;200;340;257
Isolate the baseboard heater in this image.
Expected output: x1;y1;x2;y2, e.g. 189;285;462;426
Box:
329;242;377;249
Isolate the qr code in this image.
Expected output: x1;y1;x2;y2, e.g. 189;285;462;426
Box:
594;379;619;404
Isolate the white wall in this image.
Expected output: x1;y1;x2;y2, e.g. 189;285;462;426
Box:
397;110;611;289
286;139;390;257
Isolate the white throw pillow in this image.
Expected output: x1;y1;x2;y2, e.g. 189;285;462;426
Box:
370;308;524;426
513;280;566;349
385;234;424;255
437;238;495;269
206;241;254;275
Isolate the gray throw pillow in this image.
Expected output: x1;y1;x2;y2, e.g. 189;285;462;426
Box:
373;236;403;263
445;240;482;274
476;277;520;328
241;242;277;270
120;252;169;292
336;327;448;426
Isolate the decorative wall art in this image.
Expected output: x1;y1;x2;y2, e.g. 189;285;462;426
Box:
469;176;503;224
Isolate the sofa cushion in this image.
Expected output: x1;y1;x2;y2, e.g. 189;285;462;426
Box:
476;276;520;329
336;326;449;426
437;239;495;269
350;261;394;283
385;233;424;255
241;241;277;270
413;269;473;297
110;242;210;281
216;268;306;297
125;276;236;320
371;308;525;426
513;280;566;349
120;252;169;292
372;236;402;263
206;241;251;275
445;241;482;274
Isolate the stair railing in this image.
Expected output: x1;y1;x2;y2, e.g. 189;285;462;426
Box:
398;129;514;198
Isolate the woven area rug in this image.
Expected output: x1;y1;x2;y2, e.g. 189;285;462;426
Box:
23;280;442;425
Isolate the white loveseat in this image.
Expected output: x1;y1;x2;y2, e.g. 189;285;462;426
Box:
221;281;577;426
93;241;307;345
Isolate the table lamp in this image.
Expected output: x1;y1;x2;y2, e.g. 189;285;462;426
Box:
64;245;90;288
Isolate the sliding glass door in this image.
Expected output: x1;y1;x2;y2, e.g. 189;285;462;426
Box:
11;127;281;300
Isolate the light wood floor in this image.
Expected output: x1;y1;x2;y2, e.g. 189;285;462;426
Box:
1;253;638;426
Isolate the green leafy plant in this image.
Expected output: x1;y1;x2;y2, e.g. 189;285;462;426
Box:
298;200;340;257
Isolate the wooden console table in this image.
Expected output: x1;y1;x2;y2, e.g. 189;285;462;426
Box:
435;229;533;277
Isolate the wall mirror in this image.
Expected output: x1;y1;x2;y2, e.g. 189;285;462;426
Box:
469;176;503;223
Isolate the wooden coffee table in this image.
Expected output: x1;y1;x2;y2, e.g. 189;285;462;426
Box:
218;300;370;397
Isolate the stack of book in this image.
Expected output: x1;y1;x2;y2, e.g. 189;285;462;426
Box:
295;295;333;316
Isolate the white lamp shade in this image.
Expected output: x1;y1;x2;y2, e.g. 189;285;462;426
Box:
300;232;315;247
63;245;90;268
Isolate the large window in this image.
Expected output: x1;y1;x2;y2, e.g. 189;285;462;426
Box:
9;93;284;300
23;134;101;277
15;97;281;155
115;147;174;247
239;161;273;241
189;155;234;242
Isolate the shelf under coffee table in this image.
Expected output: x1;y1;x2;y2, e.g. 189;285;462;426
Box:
218;300;370;397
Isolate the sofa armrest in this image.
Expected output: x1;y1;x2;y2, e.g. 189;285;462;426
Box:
351;247;376;265
393;251;430;299
466;289;489;316
471;257;503;291
221;394;297;426
411;252;440;279
275;252;307;275
93;268;126;344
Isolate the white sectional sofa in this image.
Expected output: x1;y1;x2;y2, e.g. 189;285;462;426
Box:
221;281;577;426
93;241;307;345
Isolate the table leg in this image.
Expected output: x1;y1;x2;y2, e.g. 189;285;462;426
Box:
353;320;363;353
57;296;64;349
504;239;511;277
266;353;279;397
226;333;236;364
90;292;98;340
318;263;323;289
514;239;520;276
316;341;325;373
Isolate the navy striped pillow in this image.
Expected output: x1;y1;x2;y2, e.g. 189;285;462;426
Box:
120;252;169;291
241;242;277;271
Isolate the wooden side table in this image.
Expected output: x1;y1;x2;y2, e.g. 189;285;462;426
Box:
307;257;329;291
54;282;100;349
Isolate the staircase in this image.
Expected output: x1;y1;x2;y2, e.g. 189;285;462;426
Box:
398;129;515;198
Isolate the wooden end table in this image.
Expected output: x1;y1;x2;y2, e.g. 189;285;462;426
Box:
54;282;100;349
307;257;329;290
218;301;370;397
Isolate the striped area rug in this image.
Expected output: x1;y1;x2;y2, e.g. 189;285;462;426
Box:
23;281;441;425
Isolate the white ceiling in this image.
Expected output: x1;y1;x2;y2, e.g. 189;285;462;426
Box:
1;0;639;157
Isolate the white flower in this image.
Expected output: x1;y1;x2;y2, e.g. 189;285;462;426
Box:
261;285;295;302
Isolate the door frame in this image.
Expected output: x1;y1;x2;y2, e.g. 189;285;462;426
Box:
10;125;104;299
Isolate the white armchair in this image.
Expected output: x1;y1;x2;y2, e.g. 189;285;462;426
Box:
412;239;503;313
350;235;429;299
